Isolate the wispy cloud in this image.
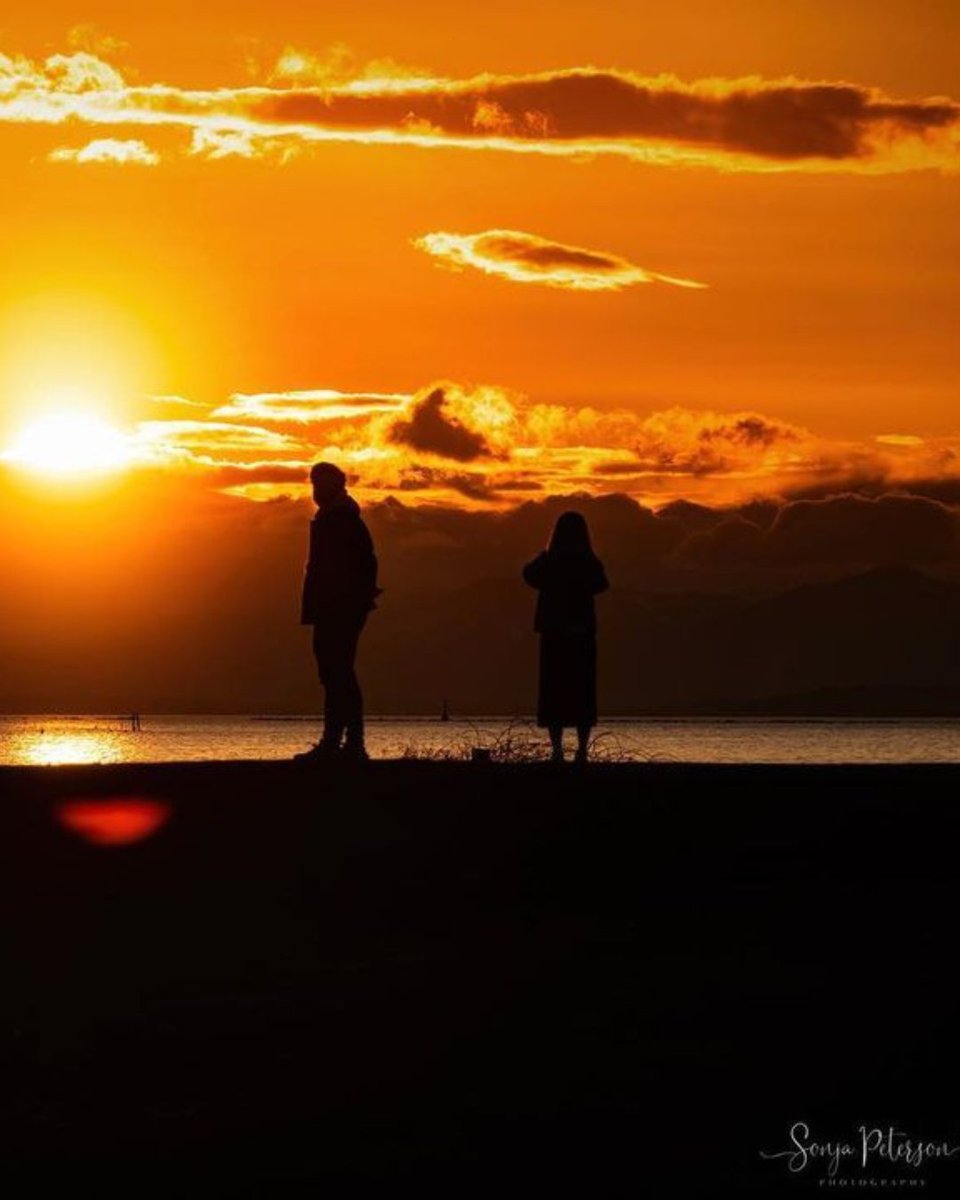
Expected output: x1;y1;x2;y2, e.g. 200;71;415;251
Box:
415;229;707;290
2;46;957;173
264;43;431;89
146;394;209;409
875;433;924;447
66;25;129;59
212;389;409;423
196;460;313;487
134;420;303;455
187;126;297;162
48;137;159;165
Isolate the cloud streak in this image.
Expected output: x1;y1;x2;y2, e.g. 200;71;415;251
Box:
212;389;409;423
134;420;303;456
2;47;957;173
48;137;159;165
415;229;707;290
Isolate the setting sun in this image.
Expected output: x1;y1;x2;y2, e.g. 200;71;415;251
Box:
5;413;133;476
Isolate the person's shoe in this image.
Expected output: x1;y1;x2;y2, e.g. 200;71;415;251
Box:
293;739;342;763
573;747;589;766
550;747;565;764
340;741;370;763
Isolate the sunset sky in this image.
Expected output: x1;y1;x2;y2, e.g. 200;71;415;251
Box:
0;0;957;513
1;0;959;715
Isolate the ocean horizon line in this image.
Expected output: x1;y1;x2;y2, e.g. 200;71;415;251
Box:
3;713;960;726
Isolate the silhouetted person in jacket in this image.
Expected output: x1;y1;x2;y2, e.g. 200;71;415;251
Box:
295;462;380;762
523;511;609;763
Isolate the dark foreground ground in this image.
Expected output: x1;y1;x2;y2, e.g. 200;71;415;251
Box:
1;759;959;1197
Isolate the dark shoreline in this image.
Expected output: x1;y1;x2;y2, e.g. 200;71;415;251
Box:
2;760;959;1195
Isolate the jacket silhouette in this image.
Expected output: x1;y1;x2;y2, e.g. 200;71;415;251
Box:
300;493;380;624
523;550;608;636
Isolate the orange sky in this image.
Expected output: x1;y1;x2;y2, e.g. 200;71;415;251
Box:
0;1;958;509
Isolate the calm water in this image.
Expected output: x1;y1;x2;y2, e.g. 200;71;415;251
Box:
2;714;960;765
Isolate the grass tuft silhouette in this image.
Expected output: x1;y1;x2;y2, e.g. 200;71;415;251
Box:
399;718;669;763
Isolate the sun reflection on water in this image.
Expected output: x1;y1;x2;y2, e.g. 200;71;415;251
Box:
11;732;125;766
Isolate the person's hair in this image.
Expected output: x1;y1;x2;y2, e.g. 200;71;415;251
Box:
309;461;347;489
547;510;593;554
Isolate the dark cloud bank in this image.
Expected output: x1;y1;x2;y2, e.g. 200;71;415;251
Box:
257;70;960;165
387;387;493;462
4;481;960;715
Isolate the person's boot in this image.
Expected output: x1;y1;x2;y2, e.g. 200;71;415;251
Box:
340;742;370;762
341;723;370;762
293;730;342;762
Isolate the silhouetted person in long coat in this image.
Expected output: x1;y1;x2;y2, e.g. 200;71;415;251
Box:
523;511;609;763
296;462;380;762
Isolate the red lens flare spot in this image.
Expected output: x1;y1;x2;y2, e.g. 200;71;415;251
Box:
56;797;172;846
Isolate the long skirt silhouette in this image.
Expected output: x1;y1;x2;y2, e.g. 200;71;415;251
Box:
537;632;597;728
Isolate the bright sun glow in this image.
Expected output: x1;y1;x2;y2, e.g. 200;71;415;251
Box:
6;413;133;476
